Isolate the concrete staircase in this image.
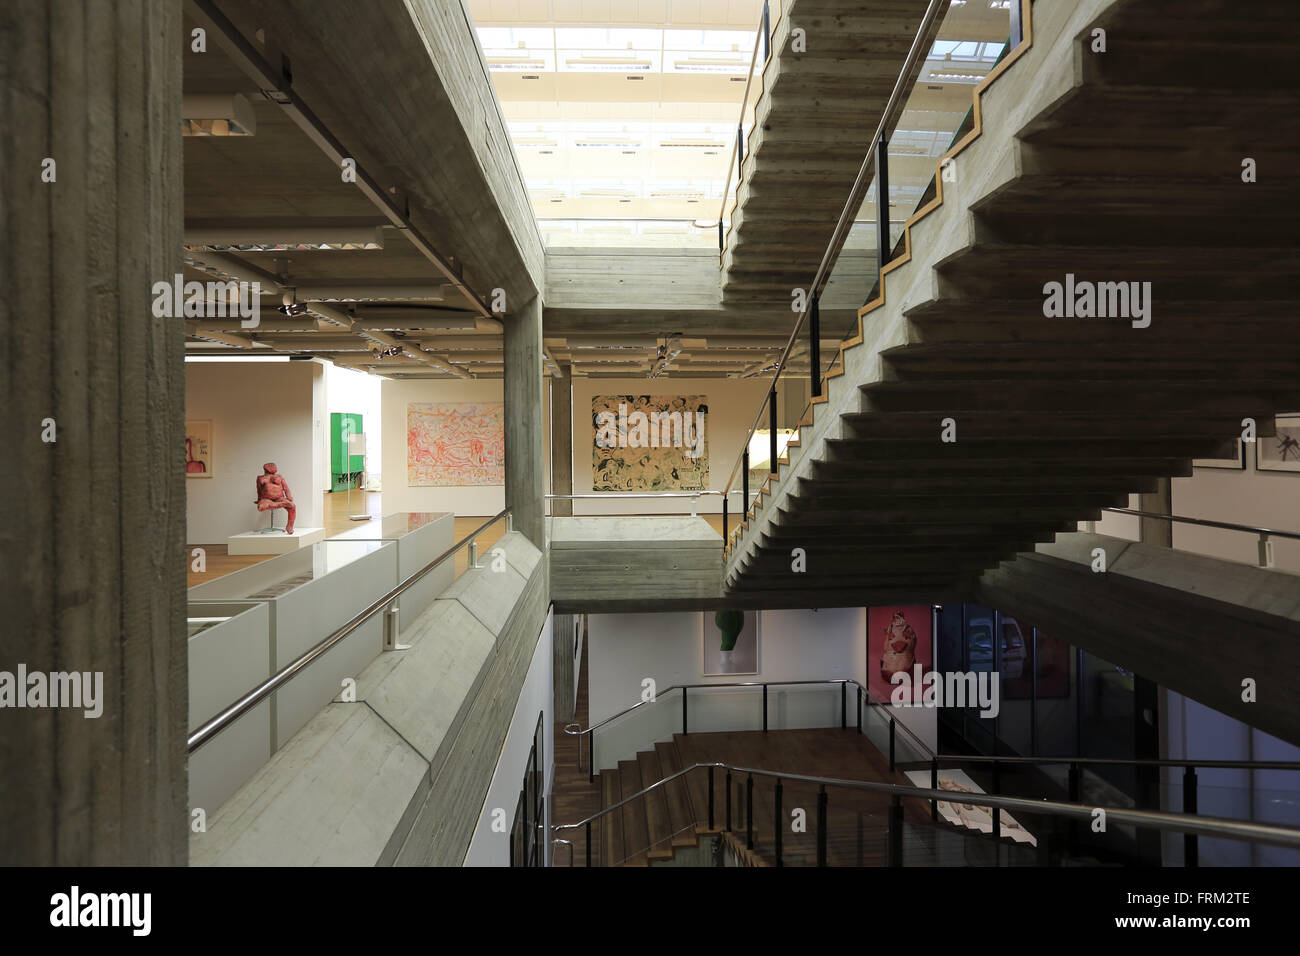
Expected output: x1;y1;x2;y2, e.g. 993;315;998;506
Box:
721;0;938;305
724;0;1300;602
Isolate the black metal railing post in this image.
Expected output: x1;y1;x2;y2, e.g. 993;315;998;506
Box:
840;682;847;729
774;778;784;866
876;135;891;276
889;717;896;772
768;390;778;478
930;758;939;821
742;450;750;514
762;683;769;732
722;497;728;541
725;769;733;831
717;219;723;252
762;0;771;61
736;126;744;180
856;686;862;733
708;766;716;831
585;820;592;867
1184;766;1199;867
809;294;821;398
682;686;688;735
588;732;594;784
1068;761;1080;855
817;785;828;867
888;795;903;867
1010;0;1024;47
746;774;755;849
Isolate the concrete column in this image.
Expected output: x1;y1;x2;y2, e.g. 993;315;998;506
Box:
1138;478;1173;548
550;365;573;518
552;612;575;722
1;0;187;864
504;294;545;545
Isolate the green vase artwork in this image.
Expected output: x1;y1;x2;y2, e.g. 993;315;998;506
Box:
711;609;752;674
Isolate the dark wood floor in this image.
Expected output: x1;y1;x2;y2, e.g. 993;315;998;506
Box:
550;638;601;867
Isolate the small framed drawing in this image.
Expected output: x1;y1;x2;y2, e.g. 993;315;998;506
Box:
185;420;213;477
702;610;760;676
1193;438;1244;470
1256;414;1300;474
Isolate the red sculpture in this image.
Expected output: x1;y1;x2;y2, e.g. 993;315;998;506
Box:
255;462;296;533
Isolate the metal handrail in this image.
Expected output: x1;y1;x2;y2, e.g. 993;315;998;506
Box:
720;0;951;502
186;509;512;754
546;491;735;499
937;753;1300;771
716;0;773;252
564;676;935;758
1101;507;1300;542
551;760;1300;850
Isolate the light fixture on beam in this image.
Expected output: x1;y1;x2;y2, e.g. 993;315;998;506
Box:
182;93;257;136
184;221;386;253
296;284;449;303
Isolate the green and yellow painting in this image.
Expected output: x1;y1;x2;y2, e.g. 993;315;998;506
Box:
591;394;709;491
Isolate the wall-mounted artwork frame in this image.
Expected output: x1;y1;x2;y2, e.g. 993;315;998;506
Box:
1256;414;1300;474
407;402;505;487
1192;438;1244;470
185;420;213;477
701;609;759;676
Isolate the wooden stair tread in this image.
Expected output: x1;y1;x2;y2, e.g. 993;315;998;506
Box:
637;750;676;860
655;742;700;848
617;760;651;866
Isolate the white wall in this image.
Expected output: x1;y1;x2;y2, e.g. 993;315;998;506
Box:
324;363;383;488
464;608;554;867
570;377;770;514
380;377;506;516
185;360;325;542
1172;457;1300;573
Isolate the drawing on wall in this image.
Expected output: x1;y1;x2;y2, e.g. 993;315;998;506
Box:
592;394;708;491
1256;413;1300;473
904;769;1036;846
185;420;212;477
407;402;505;486
701;609;759;676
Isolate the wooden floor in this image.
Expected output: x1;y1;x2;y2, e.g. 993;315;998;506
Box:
187;491;506;587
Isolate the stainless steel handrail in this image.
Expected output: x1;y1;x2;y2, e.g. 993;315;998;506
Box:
937;753;1300;771
721;0;952;501
563;676;935;758
551;760;1300;850
186;508;512;754
546;491;735;499
1101;507;1300;541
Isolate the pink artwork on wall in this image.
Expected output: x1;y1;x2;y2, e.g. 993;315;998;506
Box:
407;402;505;487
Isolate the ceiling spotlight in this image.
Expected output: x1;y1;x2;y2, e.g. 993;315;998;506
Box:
278;292;308;317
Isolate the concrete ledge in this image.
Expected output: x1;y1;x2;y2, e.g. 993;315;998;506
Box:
976;532;1300;746
190;531;548;866
227;527;324;554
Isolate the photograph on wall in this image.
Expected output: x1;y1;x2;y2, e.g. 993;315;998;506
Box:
407;402;505;487
868;606;933;704
701;609;759;676
1255;413;1300;473
592;394;708;491
185;420;212;477
1193;438;1244;470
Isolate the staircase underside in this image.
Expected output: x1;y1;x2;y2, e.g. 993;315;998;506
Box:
725;0;1300;600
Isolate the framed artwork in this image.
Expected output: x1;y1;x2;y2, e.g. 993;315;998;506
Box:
592;394;708;491
407;402;505;487
701;609;759;676
868;606;933;703
1256;414;1300;473
185;420;212;477
1193;438;1244;470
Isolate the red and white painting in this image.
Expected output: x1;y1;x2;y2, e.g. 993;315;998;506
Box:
407;402;505;487
867;605;934;703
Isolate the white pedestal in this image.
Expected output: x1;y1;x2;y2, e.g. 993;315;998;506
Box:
227;527;325;555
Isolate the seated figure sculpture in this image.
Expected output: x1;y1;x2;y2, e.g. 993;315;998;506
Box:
255;462;296;534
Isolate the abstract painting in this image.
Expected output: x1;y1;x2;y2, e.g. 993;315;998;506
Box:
407;402;504;486
591;394;708;491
